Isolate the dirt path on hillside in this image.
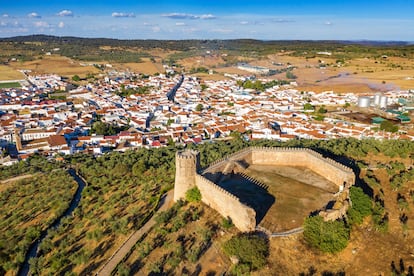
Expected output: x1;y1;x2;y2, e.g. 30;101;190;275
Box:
96;190;174;276
0;174;34;192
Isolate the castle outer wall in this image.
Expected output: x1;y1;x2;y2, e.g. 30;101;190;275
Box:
195;175;256;232
174;147;356;233
250;148;355;188
174;150;200;202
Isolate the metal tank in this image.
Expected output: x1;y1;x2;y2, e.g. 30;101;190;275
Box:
374;93;382;106
358;96;371;108
379;95;388;109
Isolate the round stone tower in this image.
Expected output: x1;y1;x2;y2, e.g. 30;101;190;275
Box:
174;150;200;202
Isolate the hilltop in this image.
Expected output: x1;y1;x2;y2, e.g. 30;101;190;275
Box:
1;138;414;275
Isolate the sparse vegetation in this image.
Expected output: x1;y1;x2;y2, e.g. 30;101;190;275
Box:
117;199;218;275
1;137;414;274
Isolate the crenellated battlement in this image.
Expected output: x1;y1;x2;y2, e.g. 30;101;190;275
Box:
176;150;199;160
203;147;353;174
239;172;269;191
174;146;355;232
195;174;240;201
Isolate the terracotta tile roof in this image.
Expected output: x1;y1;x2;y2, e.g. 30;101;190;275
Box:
47;135;67;147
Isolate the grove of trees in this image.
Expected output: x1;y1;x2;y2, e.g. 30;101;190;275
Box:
0;171;77;274
1;137;414;274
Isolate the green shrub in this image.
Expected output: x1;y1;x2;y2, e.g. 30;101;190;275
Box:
303;216;350;253
222;233;268;271
347;186;372;225
185;187;201;202
222;217;234;229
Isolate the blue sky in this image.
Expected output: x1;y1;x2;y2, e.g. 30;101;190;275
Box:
0;1;413;40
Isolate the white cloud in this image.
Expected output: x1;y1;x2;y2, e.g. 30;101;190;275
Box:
211;28;233;34
199;14;216;20
240;21;249;25
152;26;161;33
2;14;10;18
0;27;28;34
273;18;295;23
162;13;198;19
175;22;186;26
58;22;65;28
325;21;333;25
162;13;216;20
34;21;49;28
0;20;22;28
57;10;74;17
112;12;136;18
28;12;41;18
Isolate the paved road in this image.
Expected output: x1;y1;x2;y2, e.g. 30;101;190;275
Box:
96;190;174;276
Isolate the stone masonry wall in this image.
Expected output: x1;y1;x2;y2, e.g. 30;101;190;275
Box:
174;150;199;202
195;174;256;232
176;147;355;232
250;147;355;188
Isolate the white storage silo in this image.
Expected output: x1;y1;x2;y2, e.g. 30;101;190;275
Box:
379;96;388;108
358;96;371;108
374;93;382;106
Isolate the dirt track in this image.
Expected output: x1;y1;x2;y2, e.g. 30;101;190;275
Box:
96;190;174;276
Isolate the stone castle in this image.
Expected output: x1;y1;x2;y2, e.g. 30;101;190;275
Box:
174;147;355;232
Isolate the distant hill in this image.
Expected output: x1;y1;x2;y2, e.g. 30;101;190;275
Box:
1;35;413;77
0;35;412;51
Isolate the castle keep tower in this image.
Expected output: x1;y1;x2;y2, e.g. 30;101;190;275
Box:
174;150;200;202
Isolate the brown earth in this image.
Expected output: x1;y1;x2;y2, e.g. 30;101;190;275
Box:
179;52;414;93
253;156;414;276
122;202;236;276
115;59;163;75
7;55;100;78
0;64;25;80
125;156;414;275
168;156;413;276
2;49;413;94
276;55;414;93
243;165;337;232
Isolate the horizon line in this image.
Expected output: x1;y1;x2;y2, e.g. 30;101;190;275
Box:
1;34;414;44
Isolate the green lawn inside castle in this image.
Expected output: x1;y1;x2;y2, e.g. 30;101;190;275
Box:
174;147;355;233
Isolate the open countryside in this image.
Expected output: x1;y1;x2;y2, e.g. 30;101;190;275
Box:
1;0;414;275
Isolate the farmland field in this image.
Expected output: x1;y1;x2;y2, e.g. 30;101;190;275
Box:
7;56;100;78
0;82;21;88
0;65;24;81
